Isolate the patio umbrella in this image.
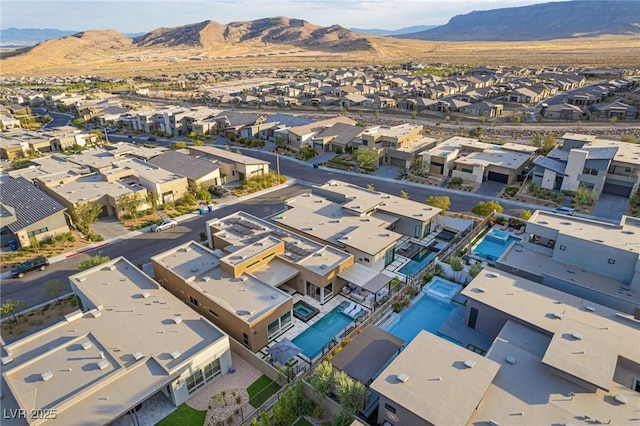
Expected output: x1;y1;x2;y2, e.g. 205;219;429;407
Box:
266;338;301;365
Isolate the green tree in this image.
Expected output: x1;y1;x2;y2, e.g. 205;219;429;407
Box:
541;134;556;155
468;263;483;280
400;190;409;199
520;209;532;220
172;141;187;150
309;361;334;402
77;254;111;271
42;279;67;305
72;201;102;234
449;256;464;283
1;299;27;324
355;148;378;169
532;132;542;148
334;370;366;416
472;200;503;216
89;129;104;142
366;183;375;191
119;192;145;220
425;195;450;213
192;139;203;146
188;182;211;201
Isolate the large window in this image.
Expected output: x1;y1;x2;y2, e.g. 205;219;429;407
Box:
280;311;292;328
27;227;48;238
203;359;221;381
384;247;395;267
268;319;280;339
186;370;204;394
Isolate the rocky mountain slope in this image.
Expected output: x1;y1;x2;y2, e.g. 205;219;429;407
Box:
396;1;640;41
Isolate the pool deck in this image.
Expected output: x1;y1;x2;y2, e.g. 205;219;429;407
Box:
257;292;368;364
385;233;450;278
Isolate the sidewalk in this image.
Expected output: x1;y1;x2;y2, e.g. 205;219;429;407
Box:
0;179;297;280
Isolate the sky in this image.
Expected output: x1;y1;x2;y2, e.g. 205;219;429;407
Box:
1;0;565;33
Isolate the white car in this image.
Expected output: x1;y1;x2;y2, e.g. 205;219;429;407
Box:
151;219;177;232
550;206;576;216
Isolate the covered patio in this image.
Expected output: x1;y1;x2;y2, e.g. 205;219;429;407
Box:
338;263;393;308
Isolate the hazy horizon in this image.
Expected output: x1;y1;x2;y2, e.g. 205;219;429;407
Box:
1;0;567;33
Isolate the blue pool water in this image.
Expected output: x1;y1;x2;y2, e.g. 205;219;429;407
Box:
399;246;437;276
473;229;522;262
425;277;461;299
386;290;457;345
292;307;353;359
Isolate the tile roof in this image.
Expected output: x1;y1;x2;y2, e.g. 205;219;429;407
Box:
0;176;66;232
148;151;219;181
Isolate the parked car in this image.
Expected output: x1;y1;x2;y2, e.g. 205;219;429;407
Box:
11;256;50;278
151;219;178;232
148;136;157;142
208;186;230;198
550;206;576;216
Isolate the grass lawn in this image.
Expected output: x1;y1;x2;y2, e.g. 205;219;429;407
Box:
293;417;314;426
155;403;206;426
247;375;280;408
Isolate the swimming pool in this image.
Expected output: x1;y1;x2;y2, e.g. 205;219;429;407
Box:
472;229;522;262
425;277;461;300
385;288;458;345
292;306;353;359
293;300;319;322
399;246;437;276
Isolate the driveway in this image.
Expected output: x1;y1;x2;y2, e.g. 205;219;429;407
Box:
475;181;506;198
592;193;629;221
91;217;130;240
372;165;400;179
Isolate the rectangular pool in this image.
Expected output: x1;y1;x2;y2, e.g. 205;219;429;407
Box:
472;229;522;262
399;246;437;276
425;277;461;300
292;306;353;359
385;290;457;345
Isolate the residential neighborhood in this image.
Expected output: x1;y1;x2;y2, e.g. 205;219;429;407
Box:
1;19;640;426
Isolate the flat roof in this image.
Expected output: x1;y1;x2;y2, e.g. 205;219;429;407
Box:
462;267;640;364
103;158;185;185
455;148;530;170
562;132;597;142
208;211;352;272
151;241;291;324
331;326;404;384
188;146;269;165
529;211;640;255
469;320;638;426
591;138;640;166
40;173;144;204
370;331;500;426
1;257;226;426
274;193;401;256
541;317;621;391
315;180;441;222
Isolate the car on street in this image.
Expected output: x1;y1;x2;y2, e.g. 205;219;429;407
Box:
208;186;230;198
550;206;576;216
11;256;50;278
148;136;157;142
150;219;178;232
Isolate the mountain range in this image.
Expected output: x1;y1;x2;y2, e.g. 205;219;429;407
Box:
396;1;640;41
350;25;438;36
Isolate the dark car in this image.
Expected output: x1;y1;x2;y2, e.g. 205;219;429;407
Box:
208;186;230;198
11;256;49;278
148;136;157;142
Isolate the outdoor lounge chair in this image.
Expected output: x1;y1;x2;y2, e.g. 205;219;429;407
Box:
515;226;525;235
500;222;510;230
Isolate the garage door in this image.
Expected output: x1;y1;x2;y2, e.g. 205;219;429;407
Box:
390;157;406;167
602;181;633;197
487;171;509;183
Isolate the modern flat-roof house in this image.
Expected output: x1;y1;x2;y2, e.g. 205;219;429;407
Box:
206;211;354;306
361;124;438;169
371;331;501;426
188;145;269;183
148;151;222;186
0;257;231;426
271;181;441;271
286;116;357;148
152;240;298;352
423;136;535;184
0;176;69;248
494;210;640;313
371;267;640;426
531;132;640;199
